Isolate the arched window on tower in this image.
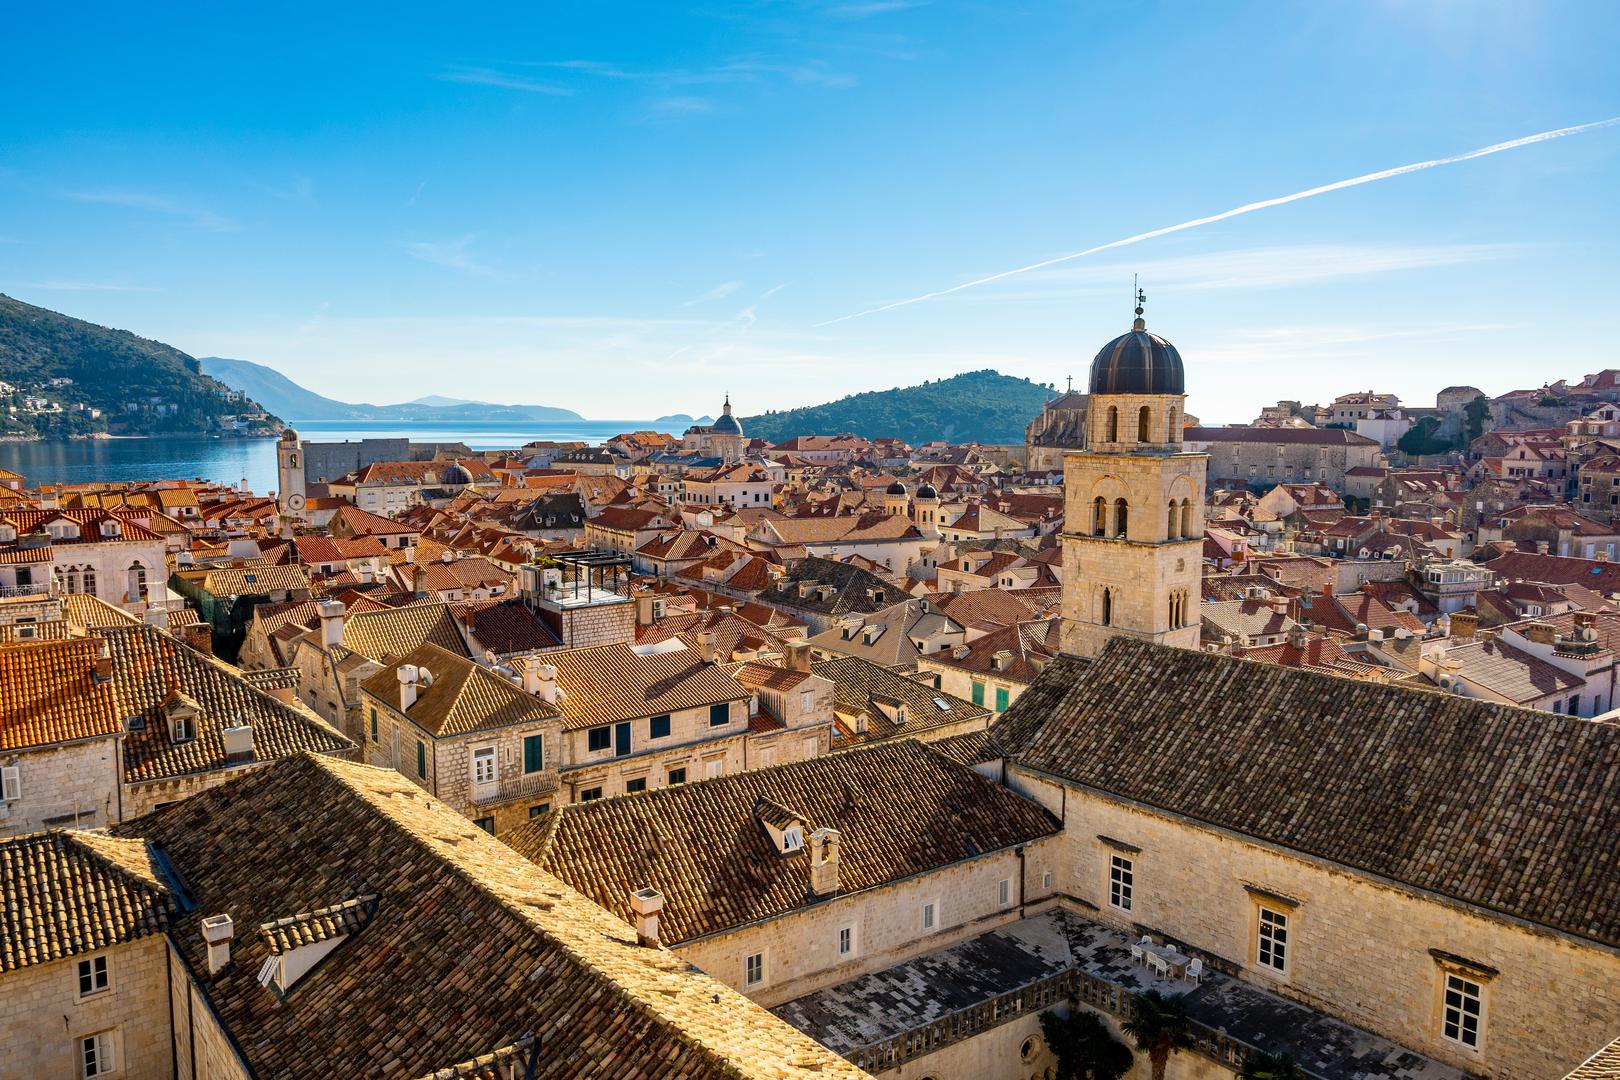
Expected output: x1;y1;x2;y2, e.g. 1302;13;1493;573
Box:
1168;406;1178;436
1167;501;1179;539
1092;497;1108;537
127;562;147;604
1106;406;1118;442
1138;406;1151;443
1180;499;1193;539
1101;588;1113;627
1114;498;1129;538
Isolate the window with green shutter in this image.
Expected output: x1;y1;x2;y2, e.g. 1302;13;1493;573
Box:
995;687;1009;712
523;734;544;774
971;681;985;706
416;741;426;779
370;708;377;741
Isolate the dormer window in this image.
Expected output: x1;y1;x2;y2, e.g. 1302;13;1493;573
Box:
171;713;193;743
781;826;804;853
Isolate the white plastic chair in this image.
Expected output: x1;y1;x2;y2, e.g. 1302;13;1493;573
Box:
1185;958;1203;985
1129;943;1144;963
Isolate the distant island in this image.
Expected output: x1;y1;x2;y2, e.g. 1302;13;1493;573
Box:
200;357;587;425
741;369;1056;445
0;294;280;438
654;413;713;425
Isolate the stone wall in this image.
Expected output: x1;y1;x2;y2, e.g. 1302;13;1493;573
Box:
0;736;119;835
1009;767;1620;1079
0;935;172;1080
169;940;253;1080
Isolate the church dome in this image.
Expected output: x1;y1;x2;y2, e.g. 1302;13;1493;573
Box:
279;428;300;443
711;394;743;436
915;483;939;500
1089;319;1185;396
440;463;474;487
886;480;907;496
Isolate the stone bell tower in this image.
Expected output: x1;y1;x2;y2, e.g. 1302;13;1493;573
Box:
277;428;306;539
1060;291;1207;658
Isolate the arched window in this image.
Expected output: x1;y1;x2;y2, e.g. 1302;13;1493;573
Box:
1169;593;1178;627
1101;588;1113;627
1092;497;1108;537
1180;499;1193;539
1168;406;1178;435
1138;406;1151;443
1114;498;1129;538
82;566;96;596
1167;501;1179;539
128;562;147;603
1106;406;1118;442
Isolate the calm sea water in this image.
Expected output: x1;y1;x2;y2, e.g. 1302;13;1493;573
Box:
0;419;684;494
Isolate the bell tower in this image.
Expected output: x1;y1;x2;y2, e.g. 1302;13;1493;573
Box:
277;428;306;539
1061;290;1206;658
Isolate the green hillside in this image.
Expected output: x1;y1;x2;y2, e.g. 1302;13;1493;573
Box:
0;294;279;437
742;369;1054;445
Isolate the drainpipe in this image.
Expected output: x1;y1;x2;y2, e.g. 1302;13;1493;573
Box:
1016;845;1027;913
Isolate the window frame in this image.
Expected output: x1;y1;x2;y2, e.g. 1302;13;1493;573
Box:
709;702;731;727
77;954;110;998
579;786;604;802
837;924;856;958
1108;854;1134;912
415;740;426;780
921;898;939;933
743;951;766;988
667;766;687;785
625;776;648;793
1256;905;1288;974
996;877;1011;909
471;745;497;786
81;1030;116;1079
586;726;612;753
648;713;671;739
1441;972;1485;1050
522;733;544;774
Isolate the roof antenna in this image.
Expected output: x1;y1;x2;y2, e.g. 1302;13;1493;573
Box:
1133;275;1146;332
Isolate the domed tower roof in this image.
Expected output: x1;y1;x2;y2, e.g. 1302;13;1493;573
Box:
279;428;300;443
915;482;939;500
440;463;474;486
885;480;907;496
710;394;743;436
1089;318;1185;396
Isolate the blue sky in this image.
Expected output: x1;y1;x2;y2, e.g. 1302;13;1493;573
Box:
2;1;1618;423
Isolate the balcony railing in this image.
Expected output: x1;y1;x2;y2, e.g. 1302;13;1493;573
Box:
471;769;559;806
0;582;52;599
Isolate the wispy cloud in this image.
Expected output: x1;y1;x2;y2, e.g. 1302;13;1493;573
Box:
684;280;744;305
822;0;930;19
406;235;493;275
65;189;236;232
406;180;428;207
21;280;157;293
516;56;856;90
434;67;575;95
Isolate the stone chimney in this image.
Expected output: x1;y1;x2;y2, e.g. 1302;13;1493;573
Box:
317;600;346;649
809;828;841;898
1289;623;1308;650
533;663;558;704
629;887;664;947
202;913;234;975
786;641;812;673
636;594;656;626
698;631;717;664
1537;541;1551;555
1450;612;1479;641
1525;622;1558;645
92;642;114;684
398;663;421;711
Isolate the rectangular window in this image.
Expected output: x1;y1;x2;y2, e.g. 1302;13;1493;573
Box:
705;757;724;779
580;786;603;802
81;1031;115;1078
971;681;985;706
626;777;647;793
1443;974;1483;1048
1257;907;1288;972
369;708;377;741
648;714;671;739
994;687;1010;712
800;689;814;713
416;741;426;779
744;952;765;988
921;901;937;931
473;816;494;835
587;726;611;752
667;767;687;785
1042;869;1053;889
615;721;632;757
1109;855;1134;912
78;955;109;997
997;878;1011;908
523;734;544;774
472;746;497;785
709;702;730;727
837;926;854;957
528;803;550;819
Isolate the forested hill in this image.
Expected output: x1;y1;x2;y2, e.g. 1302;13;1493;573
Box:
0;294;279;437
742;370;1054;445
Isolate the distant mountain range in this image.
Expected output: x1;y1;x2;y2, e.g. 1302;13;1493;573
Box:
741;369;1055;445
0;294;279;437
199;357;585;424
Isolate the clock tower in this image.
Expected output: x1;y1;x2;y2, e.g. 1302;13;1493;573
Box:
1060;294;1207;658
277;428;306;538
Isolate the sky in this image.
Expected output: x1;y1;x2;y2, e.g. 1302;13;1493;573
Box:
2;1;1618;424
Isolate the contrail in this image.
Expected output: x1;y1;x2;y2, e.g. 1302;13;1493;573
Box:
814;116;1620;327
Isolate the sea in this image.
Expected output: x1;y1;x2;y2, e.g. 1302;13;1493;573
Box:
0;419;687;494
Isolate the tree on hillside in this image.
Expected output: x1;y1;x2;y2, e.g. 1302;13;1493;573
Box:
1464;394;1491;442
1397;416;1454;457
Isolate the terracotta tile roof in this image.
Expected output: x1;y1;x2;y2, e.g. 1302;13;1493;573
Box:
1565;1038;1620;1079
59;593;142;629
548;641;748;731
260;893;379;953
199;563;312;596
1007;638;1620;948
360;643;559;738
110;753;863;1079
0;830;177;973
927;728;999;766
926;588;1055;626
0;638;122;750
106;625;354;783
504;740;1057;944
329;504;418;536
923;618;1061;683
725;661;811;692
812;654;989;744
450;599;561;655
339;602;470;663
1438;637;1583;703
1189;425;1379;446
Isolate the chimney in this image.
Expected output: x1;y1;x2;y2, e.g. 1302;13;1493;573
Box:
636;594;655;626
1289;623;1308;650
1537;541;1551;555
202;913;234;975
398;663;420;711
533;663;558;703
1525;622;1558;645
809;828;841;898
698;631;717;664
1321;583;1334;598
317;599;346;648
786;641;812;673
1574;610;1598;631
629;887;664;947
92;642;114;684
1449;612;1479;640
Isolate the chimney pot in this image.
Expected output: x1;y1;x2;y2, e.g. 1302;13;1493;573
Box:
809;828;841;898
533;662;558;703
317;599;346;649
636;594;655;626
397;663;420;711
629;887;665;947
698;631;717;664
202;913;234;975
786;641;812;673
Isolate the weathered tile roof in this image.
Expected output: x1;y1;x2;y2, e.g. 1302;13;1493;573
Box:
339;602;470;663
260;893;379;953
60;592;142;629
360;643;559;738
1007;638;1620;948
811;654;989;744
199;563;312;596
504;740;1057;944
110;753;864;1079
104;625;354;783
1438;636;1583;703
548;640;748;731
1565;1038;1620;1079
0;830;176;972
0;637;121;750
